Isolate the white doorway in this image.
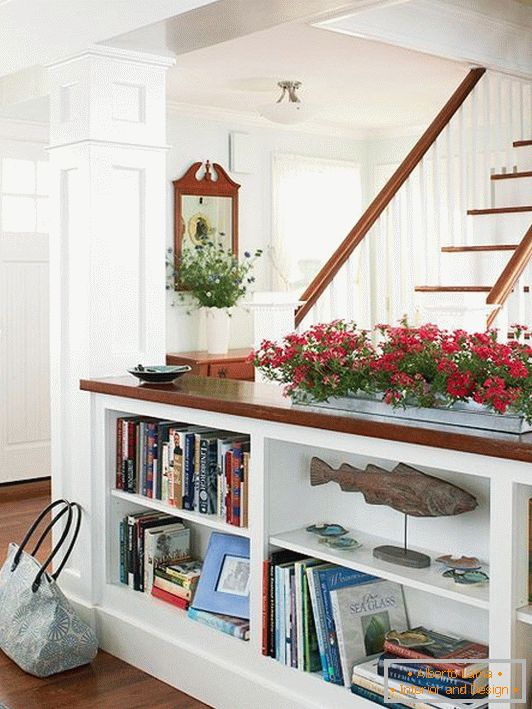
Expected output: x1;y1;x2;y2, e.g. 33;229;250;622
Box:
0;137;50;483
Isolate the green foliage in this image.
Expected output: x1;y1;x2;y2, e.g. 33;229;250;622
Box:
167;238;262;309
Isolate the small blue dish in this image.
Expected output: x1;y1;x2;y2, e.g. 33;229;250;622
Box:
128;364;191;385
306;523;348;538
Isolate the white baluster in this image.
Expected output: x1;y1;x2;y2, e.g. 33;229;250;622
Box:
346;253;356;322
469;85;478;211
482;75;492;207
495;72;504;172
445;122;455;244
458;103;468;243
430;141;442;280
506;76;514;171
403;176;415;314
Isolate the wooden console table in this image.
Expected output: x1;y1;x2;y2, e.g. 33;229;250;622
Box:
166;349;254;381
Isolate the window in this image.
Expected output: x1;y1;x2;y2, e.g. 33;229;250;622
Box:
271;153;361;292
1;158;49;233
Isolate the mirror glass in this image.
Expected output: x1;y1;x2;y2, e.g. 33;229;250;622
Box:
180;195;233;253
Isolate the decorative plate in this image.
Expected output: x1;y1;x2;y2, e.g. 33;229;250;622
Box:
318;536;361;550
306;523;348;537
128;364;191;385
436;554;481;570
442;569;489;585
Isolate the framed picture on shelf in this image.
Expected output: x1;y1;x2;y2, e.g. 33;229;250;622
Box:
191;532;250;619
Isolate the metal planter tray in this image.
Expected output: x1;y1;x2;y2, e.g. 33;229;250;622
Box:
297;395;531;434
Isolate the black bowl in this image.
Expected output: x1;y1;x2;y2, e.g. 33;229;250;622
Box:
128;365;191;385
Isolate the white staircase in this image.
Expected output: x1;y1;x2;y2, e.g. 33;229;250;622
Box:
297;70;532;337
415;138;532;333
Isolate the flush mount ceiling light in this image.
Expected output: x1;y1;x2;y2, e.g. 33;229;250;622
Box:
258;81;317;125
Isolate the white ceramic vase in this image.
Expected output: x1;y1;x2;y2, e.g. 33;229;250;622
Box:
205;307;231;354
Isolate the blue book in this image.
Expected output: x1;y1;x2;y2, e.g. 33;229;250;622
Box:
306;563;332;680
316;565;377;685
351;682;410;708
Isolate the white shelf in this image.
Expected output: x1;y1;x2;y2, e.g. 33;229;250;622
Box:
516;605;532;625
270;527;490;610
106;581;251;646
111;489;250;538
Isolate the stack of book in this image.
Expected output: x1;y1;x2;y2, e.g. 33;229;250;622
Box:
116;417;250;527
351;627;489;708
119;510;190;594
262;553;408;687
152;560;202;610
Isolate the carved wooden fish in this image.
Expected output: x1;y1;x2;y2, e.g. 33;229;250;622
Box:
310;457;478;517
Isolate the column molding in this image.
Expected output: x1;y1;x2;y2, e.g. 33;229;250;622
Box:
47;47;173;604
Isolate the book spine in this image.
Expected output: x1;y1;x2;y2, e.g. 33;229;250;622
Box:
268;559;276;657
139;422;146;496
231;448;243;527
119;519;127;584
350;682;410;709
127;420;136;493
378;658;478;694
381;643;474;677
151;585;189;610
193;434;202;512
127;515;136;589
262;560;270;656
206;440;217;515
274;565;284;663
302;567;319;672
225;451;233;524
187;608;249;640
146;424;156;498
306;568;329;681
290;569;297;668
386;669;477;699
198;438;208;514
116;419;123;489
184;433;195;510
122;419;129;491
241;451;249;528
174;432;183;509
319;575;345;685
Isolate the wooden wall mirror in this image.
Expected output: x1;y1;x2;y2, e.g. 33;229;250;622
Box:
173;161;240;272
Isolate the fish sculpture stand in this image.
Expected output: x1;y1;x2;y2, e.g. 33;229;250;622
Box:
310;457;478;569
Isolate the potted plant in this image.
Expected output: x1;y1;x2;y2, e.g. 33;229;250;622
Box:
168;238;262;355
252;320;532;433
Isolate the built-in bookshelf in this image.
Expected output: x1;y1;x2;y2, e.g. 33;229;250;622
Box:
76;381;532;709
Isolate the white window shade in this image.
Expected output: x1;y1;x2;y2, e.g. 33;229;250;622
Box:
271;153;362;293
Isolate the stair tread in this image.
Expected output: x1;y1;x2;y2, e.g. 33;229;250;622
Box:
491;170;532;180
416;285;529;293
467;206;532;215
441;244;518;252
513;140;532;147
415;286;491;292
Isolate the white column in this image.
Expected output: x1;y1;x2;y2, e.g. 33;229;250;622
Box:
47;46;174;605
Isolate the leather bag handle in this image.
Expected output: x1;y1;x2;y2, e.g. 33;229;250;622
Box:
11;499;72;571
50;502;82;581
32;502;83;592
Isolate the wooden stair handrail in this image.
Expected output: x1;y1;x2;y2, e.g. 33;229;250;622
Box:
486;224;532;328
295;66;486;328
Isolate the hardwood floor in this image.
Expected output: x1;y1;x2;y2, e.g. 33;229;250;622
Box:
0;480;211;709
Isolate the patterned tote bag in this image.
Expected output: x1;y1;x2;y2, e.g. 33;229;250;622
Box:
0;499;98;676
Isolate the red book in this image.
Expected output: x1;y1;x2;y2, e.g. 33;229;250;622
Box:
151;585;189;610
116;419;123;489
383;627;488;678
225;450;233;524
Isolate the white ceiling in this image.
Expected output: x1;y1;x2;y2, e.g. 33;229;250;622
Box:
166;21;468;133
0;0;217;78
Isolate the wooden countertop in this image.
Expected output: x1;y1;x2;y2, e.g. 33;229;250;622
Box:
80;375;532;464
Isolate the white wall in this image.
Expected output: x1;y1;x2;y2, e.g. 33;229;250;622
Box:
165;110;371;352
